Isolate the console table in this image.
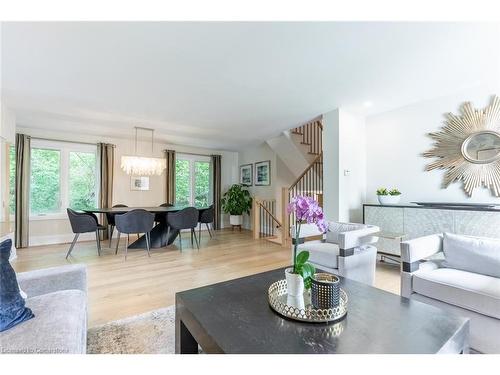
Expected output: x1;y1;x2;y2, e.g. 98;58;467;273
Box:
363;203;500;256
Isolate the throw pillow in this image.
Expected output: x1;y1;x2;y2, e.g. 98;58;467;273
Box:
0;239;34;332
443;232;500;278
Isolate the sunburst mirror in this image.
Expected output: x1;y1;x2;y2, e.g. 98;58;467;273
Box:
424;95;500;197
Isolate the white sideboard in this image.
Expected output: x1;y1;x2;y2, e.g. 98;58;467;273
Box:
363;204;500;256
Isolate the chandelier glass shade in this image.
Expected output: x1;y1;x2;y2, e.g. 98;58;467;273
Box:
121;127;166;176
121;155;166;176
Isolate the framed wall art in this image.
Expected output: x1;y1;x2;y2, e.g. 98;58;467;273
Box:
254;160;271;186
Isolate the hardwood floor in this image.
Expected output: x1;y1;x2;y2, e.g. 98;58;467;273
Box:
12;229;400;327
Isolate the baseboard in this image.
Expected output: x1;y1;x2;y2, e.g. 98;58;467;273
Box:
29;232;95;247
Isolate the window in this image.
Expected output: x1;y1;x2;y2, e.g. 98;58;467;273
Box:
69;151;97;210
29;140;98;218
30;148;61;215
194;161;210;207
175;154;212;207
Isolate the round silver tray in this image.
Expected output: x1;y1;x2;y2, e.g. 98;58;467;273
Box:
268;279;348;323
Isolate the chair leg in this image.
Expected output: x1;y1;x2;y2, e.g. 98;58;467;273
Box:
115;232;121;255
95;230;101;256
206;223;213;238
178;231;183;252
193;229;200;250
146;232;151;257
124;235;129;260
166;226;171;247
109;225;114;247
211;223;216;239
191;230;194;247
66;233;80;259
199;224;202;243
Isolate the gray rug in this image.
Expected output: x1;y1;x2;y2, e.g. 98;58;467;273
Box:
87;306;175;354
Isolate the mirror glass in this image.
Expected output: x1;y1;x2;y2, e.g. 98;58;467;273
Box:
462;131;500;164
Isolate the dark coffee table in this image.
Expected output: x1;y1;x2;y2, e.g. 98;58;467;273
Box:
175;268;469;354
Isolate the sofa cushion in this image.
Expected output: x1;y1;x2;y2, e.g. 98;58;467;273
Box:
0;239;34;332
0;289;87;354
298;240;339;269
413;267;500;319
443;232;500;278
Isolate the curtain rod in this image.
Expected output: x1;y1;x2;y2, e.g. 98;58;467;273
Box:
167;150;218;157
30;136;115;147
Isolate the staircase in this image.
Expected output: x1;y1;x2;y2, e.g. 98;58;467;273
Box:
253;117;324;247
252;198;283;244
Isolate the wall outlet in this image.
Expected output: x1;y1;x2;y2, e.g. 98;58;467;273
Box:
344;169;351;176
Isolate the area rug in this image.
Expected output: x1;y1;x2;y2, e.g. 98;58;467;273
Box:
87;306;175;354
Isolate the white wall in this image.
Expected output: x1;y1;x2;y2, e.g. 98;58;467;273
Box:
238;143;295;229
366;88;500;205
17;126;239;246
323;109;367;223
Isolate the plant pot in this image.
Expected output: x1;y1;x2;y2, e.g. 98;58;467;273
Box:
377;195;401;205
229;215;243;226
285;267;304;297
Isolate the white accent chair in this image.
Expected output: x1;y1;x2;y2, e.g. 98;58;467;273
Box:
400;233;500;353
292;222;379;285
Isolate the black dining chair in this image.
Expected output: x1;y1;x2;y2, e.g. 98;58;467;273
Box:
166;207;200;251
155;202;174;224
115;209;155;260
66;208;107;259
198;205;215;241
106;204;128;246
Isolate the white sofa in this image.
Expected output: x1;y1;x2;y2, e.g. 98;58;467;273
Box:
400;233;500;354
293;221;379;285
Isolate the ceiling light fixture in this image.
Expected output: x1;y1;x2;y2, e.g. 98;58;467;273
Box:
363;101;373;108
121;127;166;176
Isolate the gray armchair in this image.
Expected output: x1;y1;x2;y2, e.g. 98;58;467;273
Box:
115;209;155;260
292;221;379;285
167;207;200;251
198;205;215;241
66;208;106;259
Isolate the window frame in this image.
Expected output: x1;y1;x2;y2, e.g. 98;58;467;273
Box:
29;139;98;220
175;153;212;207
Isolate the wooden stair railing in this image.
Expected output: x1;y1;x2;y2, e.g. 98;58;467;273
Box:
252;198;284;244
291;117;323;155
283;118;324;246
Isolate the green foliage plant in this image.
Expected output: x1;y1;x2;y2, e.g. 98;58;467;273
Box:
220;184;252;215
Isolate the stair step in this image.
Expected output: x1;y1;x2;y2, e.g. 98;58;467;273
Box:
291;131;303;135
300;142;312;145
308;152;320;155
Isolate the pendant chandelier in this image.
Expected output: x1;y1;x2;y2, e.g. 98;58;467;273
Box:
121;127;166;176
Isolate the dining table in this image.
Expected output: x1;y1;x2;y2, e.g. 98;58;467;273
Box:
84;206;210;249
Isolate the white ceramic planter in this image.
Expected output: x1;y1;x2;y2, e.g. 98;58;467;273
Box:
377;195;402;205
285;267;304;297
229;215;243;225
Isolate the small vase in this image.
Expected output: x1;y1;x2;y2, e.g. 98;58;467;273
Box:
285;267;304;297
311;273;340;309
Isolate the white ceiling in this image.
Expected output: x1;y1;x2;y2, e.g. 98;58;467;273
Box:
1;22;499;150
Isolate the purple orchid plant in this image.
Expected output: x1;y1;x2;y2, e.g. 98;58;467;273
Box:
287;195;327;288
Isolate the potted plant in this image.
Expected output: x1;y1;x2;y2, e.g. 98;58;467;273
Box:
286;196;327;296
377;187;402;205
220;184;252;226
